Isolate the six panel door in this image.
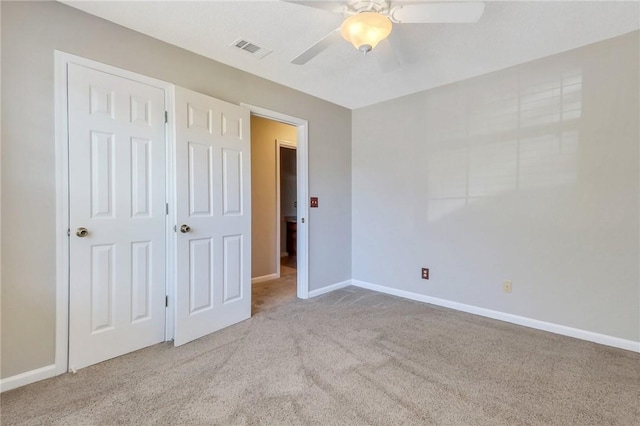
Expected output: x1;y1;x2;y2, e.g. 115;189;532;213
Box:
68;63;167;370
174;87;251;346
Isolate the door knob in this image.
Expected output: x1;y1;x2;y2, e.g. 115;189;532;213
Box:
76;227;89;238
180;224;191;233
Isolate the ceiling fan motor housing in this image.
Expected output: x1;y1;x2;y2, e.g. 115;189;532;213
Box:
346;0;390;15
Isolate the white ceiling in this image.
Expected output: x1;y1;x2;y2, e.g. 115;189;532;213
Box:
62;0;640;109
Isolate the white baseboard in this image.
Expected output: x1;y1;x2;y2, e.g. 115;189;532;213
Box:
308;279;352;298
351;280;640;353
280;252;288;258
251;273;279;284
0;364;57;393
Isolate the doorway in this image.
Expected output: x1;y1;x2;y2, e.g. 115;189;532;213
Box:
249;119;297;313
251;139;298;315
244;104;310;306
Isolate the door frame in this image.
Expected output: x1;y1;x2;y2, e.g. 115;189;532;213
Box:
242;104;310;299
54;51;175;374
275;139;297;278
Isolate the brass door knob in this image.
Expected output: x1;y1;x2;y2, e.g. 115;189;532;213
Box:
76;227;89;238
180;224;191;233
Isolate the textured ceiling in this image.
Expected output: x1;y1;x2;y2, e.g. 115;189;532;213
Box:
62;1;640;109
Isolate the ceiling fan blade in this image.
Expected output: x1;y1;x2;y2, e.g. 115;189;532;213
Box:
375;38;399;73
291;29;342;65
283;1;348;14
390;1;485;23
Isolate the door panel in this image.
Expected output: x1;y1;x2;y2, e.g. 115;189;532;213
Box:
188;142;214;216
131;138;152;217
223;235;243;303
68;63;166;370
90;244;115;332
131;241;152;322
222;149;243;216
174;87;251;346
90;131;115;218
189;238;214;314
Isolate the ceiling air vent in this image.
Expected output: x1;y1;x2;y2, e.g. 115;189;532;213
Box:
231;38;272;59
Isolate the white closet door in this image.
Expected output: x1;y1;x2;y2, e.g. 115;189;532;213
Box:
174;87;251;346
68;64;167;370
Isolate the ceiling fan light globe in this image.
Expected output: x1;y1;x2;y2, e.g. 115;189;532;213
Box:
340;12;392;52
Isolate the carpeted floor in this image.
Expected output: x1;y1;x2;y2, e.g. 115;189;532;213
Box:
1;286;638;425
251;260;297;315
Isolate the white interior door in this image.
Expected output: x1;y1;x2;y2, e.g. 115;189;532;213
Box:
174;87;251;346
68;63;167;370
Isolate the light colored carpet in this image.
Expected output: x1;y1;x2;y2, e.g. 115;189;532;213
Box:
251;262;296;315
1;286;638;425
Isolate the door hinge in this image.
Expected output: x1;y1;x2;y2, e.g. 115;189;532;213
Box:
165;111;168;123
67;228;70;237
165;295;169;307
166;203;169;215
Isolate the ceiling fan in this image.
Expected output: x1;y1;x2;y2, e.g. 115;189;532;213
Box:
288;0;486;71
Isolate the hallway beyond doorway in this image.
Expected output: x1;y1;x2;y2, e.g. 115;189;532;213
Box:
252;257;297;315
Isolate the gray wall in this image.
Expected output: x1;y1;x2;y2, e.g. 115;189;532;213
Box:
0;1;352;379
352;31;639;342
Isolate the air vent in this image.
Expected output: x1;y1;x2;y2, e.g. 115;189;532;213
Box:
231;38;272;59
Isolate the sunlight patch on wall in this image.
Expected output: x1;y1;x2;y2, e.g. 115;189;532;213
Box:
426;69;582;222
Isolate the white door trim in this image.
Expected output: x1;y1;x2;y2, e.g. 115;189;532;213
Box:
54;51;175;375
275;139;296;279
241;104;310;299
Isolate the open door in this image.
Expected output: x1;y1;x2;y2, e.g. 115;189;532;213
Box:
174;87;251;346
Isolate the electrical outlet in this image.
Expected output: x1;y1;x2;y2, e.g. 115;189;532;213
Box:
421;268;429;280
503;280;512;293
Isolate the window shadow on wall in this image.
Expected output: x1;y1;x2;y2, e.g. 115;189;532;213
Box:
426;69;583;222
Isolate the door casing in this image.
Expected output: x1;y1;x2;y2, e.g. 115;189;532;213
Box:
55;51;175;373
242;104;310;300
